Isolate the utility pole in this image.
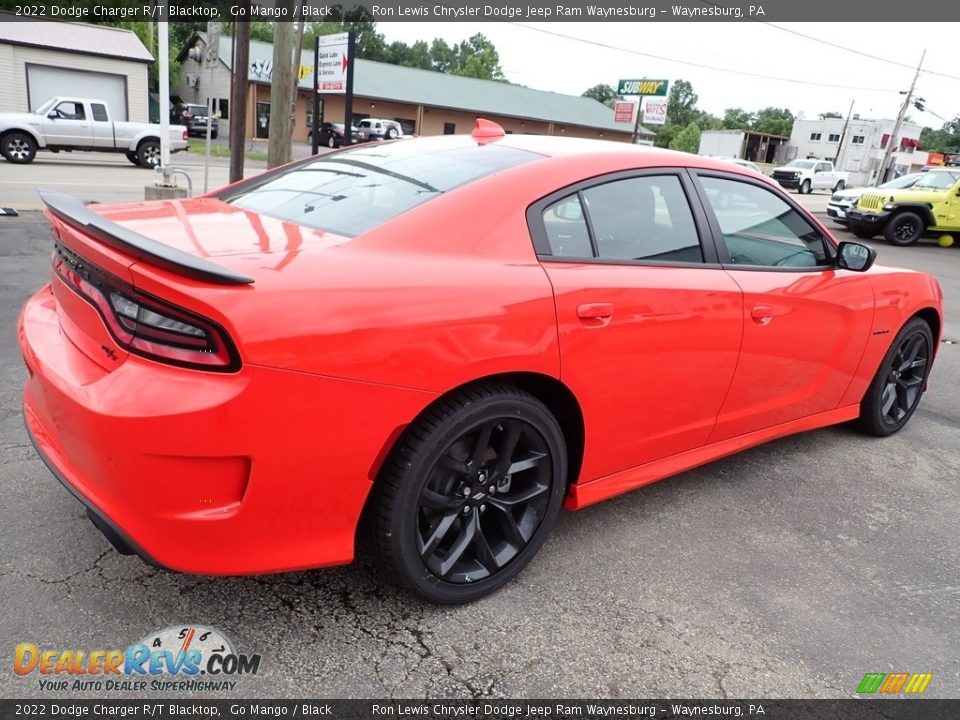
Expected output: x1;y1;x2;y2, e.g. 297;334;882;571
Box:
834;100;854;170
267;9;294;169
876;49;925;186
202;21;221;194
229;14;249;184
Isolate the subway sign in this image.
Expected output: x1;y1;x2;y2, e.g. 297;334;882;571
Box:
617;79;669;96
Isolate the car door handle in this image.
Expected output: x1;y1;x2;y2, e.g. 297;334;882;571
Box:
751;305;775;324
577;303;614;320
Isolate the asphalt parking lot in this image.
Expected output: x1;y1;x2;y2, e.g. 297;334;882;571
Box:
1;201;958;699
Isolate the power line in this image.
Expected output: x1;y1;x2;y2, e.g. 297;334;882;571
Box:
757;21;960;82
509;23;894;93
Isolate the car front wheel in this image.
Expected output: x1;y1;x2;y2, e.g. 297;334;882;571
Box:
799;179;811;194
1;131;37;164
857;317;933;436
884;211;924;246
372;384;567;604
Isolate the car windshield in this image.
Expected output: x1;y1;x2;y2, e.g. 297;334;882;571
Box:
785;160;815;169
913;171;960;189
34;97;58;115
880;173;923;189
222;141;541;236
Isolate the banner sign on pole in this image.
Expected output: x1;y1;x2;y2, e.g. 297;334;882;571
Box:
317;32;349;93
614;101;636;123
642;97;669;125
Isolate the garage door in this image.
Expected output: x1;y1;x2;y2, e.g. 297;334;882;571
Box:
27;65;127;121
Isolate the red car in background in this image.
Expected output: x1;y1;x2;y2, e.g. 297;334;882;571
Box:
19;120;943;603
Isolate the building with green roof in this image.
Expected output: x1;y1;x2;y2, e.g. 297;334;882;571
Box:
176;32;654;145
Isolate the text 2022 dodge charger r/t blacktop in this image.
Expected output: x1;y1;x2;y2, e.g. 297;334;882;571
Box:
19;120;943;604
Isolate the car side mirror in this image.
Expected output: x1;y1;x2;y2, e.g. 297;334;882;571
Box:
47;112;57;120
836;241;877;272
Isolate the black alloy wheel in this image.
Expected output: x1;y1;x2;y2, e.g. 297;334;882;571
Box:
885;211;924;246
858;318;933;436
372;384;566;604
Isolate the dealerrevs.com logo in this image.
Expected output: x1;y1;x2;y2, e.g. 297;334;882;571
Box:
14;626;261;693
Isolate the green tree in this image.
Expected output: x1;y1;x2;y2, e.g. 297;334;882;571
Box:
249;22;274;43
666;79;699;127
453;34;505;80
429;38;456;73
752;107;794;137
919;117;960;153
819;111;843;119
669;122;702;154
722;107;754;130
582;84;618;108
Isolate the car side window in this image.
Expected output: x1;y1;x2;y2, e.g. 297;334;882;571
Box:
815;163;828;173
581;176;703;263
91;104;109;122
542;195;592;257
699;176;830;268
54;101;84;120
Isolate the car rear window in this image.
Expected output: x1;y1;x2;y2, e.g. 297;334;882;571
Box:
221;142;541;236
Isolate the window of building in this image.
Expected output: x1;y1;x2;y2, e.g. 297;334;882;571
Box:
217;98;229;120
809;132;822;141
828;133;841;142
851;135;866;145
443;123;456;135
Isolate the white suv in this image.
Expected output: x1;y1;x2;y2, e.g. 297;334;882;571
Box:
357;118;403;142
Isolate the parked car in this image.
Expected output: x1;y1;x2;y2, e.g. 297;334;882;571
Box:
717;157;763;174
357;118;403;141
846;168;960;245
771;159;850;194
173;103;218;139
827;173;924;225
0;97;188;167
20;120;943;604
311;122;360;148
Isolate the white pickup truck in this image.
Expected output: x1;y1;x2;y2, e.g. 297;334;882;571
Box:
771;159;850;195
0;97;189;168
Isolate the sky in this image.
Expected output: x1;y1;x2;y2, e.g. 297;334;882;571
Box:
376;22;960;128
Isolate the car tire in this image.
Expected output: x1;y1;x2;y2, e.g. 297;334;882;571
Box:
1;131;38;164
799;179;811;194
884;211;924;246
136;139;161;169
211;130;218;140
834;180;845;192
328;136;336;148
387;127;399;140
371;383;567;604
857;317;933;437
125;152;140;166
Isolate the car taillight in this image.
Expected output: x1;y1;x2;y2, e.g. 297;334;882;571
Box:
52;242;240;372
182;129;189;141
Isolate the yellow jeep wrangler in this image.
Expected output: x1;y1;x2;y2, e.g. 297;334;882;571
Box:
846;168;960;245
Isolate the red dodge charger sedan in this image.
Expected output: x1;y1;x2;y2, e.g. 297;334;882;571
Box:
19;121;943;603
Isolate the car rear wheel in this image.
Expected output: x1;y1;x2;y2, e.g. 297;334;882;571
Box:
884;211;924;246
857;318;933;436
1;131;37;164
372;384;567;604
136;139;161;169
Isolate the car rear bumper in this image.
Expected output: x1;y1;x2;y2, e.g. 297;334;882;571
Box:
19;286;434;575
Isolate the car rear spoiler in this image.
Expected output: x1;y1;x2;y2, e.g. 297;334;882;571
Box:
38;189;254;285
